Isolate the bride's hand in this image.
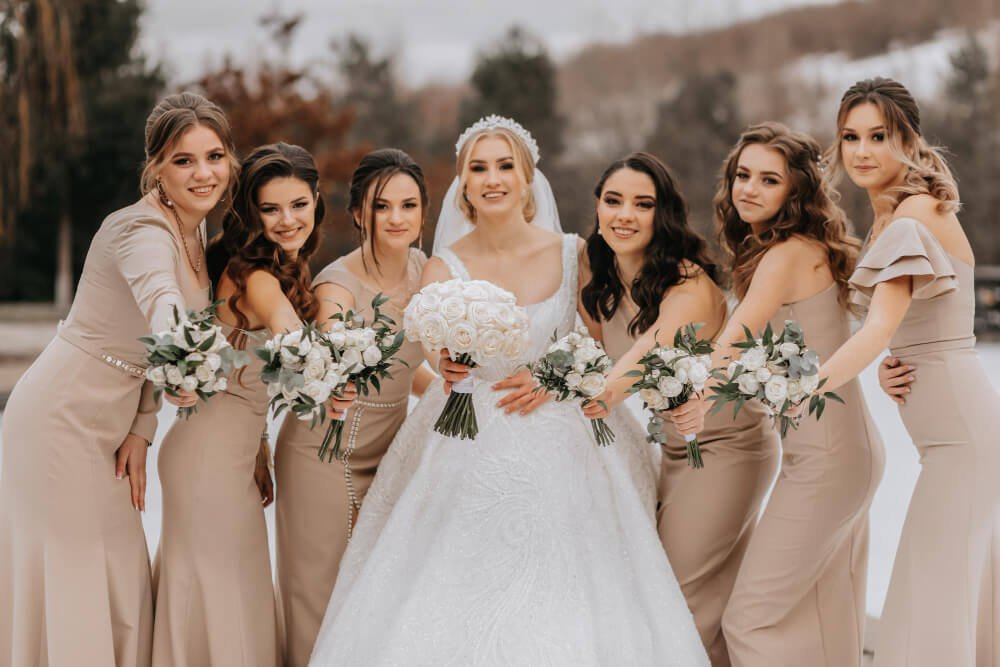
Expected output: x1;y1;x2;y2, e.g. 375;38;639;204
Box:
493;369;549;415
439;349;471;395
165;388;198;409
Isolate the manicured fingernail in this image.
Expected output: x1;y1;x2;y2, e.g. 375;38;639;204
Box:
907;376;914;381
905;388;911;393
116;472;123;480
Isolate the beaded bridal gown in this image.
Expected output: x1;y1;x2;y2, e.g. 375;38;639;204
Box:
309;234;708;666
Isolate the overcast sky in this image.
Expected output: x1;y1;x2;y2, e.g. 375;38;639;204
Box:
140;0;841;86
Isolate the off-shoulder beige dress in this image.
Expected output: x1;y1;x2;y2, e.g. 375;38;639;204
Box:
151;323;278;666
0;199;208;666
850;218;1000;667
602;305;780;666
275;248;427;666
721;281;885;667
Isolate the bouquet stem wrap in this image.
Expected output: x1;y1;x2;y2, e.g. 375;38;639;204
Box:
434;353;479;440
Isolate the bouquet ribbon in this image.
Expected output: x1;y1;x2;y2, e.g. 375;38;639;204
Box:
452;376;475;394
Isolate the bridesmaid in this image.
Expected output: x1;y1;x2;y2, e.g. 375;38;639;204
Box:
578;152;780;665
274;148;434;666
817;77;1000;666
704;122;885;666
0;92;235;666
151;143;351;665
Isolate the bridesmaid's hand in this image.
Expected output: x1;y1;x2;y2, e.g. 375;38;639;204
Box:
439;349;471;395
115;433;148;512
878;356;915;405
581;391;610;420
493;369;549;415
326;382;358;420
165;389;198;409
665;395;708;437
254;441;274;507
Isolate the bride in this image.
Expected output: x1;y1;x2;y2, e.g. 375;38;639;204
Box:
308;116;709;666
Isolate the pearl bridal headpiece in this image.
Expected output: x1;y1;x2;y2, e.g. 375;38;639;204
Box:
455;115;541;165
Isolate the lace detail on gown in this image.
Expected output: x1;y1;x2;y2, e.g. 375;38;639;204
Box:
309;234;708;666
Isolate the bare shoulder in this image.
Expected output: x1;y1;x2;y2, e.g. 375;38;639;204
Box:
421;256;453;285
246;268;282;293
758;237;818;273
893;194;959;231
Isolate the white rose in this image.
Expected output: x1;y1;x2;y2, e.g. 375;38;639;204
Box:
778;342;801;359
764;375;789;405
417;313;449;349
305;347;324;364
674;366;689;385
362;345;383;367
493;305;524;331
573;361;588;374
478;329;505;358
575;343;603;364
205;353;222;371
737;373;761;395
415;290;441;314
564;372;583;390
640;387;667;410
467;302;494;327
566;331;582;346
304;359;326;381
345;329;366;348
165;365;183;386
180;375;198;392
281;329;303;349
502;334;526;359
461;281;491;302
578;372;607;397
800;372;820;394
323;368;343;387
698;354;712;369
341;348;363;370
280;347;303;369
440;296;467;322
267;382;280;398
687;363;709;389
214;377;228;392
658;348;681;364
302;379;331;404
146;366;166;385
755;367;772;383
548;340;572;354
445;321;478;354
657;375;684;398
726;361;739;378
327;330;347;347
740;347;767;372
195;364;214;383
787;379;806;404
767;360;786;375
186;352;204;363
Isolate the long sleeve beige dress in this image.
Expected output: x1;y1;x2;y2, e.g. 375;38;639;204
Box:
275;248;427;666
850;218;1000;667
0;199;208;666
721;282;885;667
601;305;780;666
151;323;278;666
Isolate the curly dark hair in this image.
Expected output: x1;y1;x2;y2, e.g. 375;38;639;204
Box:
207;142;325;348
347;148;429;274
581;152;718;337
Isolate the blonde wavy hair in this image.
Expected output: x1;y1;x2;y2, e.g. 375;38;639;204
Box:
714;122;860;310
826;77;960;214
455;127;536;223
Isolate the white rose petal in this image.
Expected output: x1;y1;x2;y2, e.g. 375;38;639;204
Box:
205;353;222;371
787;379;806;404
165;366;183;386
362;345;383;367
478;329;505;358
146;366;166;385
565;372;583;390
764;375;789;405
779;342;801;359
640;387;667;410
440;296;467;322
341;348;363;370
445;322;477;354
657;375;684;398
302;379;331;404
755;367;773;383
740;347;767;372
687;363;709;389
180;376;198;392
195;364;214;383
214;377;228;392
578;372;607;397
800;372;820;394
737;373;761;395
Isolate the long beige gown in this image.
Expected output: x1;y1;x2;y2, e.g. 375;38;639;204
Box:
151;323;278;666
722;282;886;667
0;199;207;666
602;304;780;666
275;248;426;666
850;218;1000;667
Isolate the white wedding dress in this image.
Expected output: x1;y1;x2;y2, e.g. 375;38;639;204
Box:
309;234;709;666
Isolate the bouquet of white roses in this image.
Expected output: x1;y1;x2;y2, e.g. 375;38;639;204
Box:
709;320;843;438
403;278;529;440
530;326;615;446
140;302;249;418
315;294;406;462
257;323;341;430
625;323;714;468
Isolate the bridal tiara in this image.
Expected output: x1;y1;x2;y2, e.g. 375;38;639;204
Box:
455;115;541;165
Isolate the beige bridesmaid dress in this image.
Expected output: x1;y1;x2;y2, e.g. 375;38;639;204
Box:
850;218;1000;667
721;281;885;667
0;199;207;666
151;324;278;666
275;248;427;666
602;305;780;666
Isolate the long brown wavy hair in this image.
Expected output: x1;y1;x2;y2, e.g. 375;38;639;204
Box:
207;143;325;348
826;77;960;215
714;122;859;309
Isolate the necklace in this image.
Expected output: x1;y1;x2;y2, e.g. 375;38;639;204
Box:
157;187;203;275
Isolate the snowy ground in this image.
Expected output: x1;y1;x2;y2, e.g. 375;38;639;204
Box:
1;345;999;619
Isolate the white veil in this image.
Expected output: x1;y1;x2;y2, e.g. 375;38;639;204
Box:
431;115;563;256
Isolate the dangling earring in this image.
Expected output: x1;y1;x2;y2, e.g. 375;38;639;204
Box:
156;178;174;208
